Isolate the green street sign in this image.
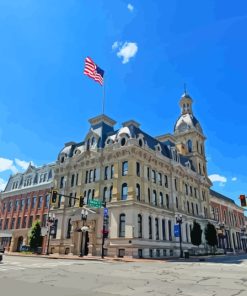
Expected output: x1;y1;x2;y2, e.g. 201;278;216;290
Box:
88;199;102;208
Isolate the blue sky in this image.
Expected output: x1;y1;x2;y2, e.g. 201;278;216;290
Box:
0;0;247;205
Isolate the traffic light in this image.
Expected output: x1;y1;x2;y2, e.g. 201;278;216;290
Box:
240;195;246;207
51;190;58;205
79;196;84;207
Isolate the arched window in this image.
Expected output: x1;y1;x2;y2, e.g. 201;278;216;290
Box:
187;201;190;213
153;190;157;206
119;214;126;237
92;189;95;200
199;163;201;175
66;219;71;239
158;173;162;185
200;144;203;155
155;218;159;240
109;186;113;202
166;194;169;208
85;171;88;184
111;165;114;179
196;204;199;215
86;139;90;151
103;187;107;202
159;192;163;207
121;183;128;200
148;188;151;204
187;140;192;153
191;203;194;215
136;184;140;201
162;219;166;240
104;166;109;180
121;137;126;146
138;214;142;238
122;161;128;176
87;189;91;201
149;216;152;239
176;197;178;209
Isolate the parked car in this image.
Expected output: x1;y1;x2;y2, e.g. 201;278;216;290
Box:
20;245;30;252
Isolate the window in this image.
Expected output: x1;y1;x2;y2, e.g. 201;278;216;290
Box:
136;162;140;177
35;215;40;222
42;214;47;227
60;176;64;188
187;201;190;213
162;219;166;240
87;190;92;201
138;214;142;238
121;183;128;200
158;173;162;186
29;216;33;228
121;137;126;146
119;214;126;237
71;174;75;187
164;175;168;188
148;188;151;203
185;184;188;195
104;166;109;180
22;216;27;228
166;194;169;208
4;219;9;230
89;170;94;183
136;184;140;201
168;220;172;241
147;167;150;180
139;139;143;147
93;169;96;182
122;161;128;176
152;170;156;183
111;165;114;179
11;218;15;229
174;178;177;191
69;193;73;207
109;186;113;202
191;203;194;215
25;198;30;209
32;197;37;209
20;199;25;211
16;217;21;229
190;186;193;196
149;216;152;239
160;192;163;207
103;187;107;202
38;196;43;209
45;195;50;208
196;204;199;215
152;190;157;206
7;201;12;212
199;163;201;175
85;171;88;184
187;139;192;153
176;197;178;209
67;219;72;239
155;218;159;240
0;219;2;230
14;200;19;211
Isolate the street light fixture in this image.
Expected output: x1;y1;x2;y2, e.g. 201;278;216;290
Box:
175;214;183;258
218;222;226;254
79;208;88;257
46;213;56;255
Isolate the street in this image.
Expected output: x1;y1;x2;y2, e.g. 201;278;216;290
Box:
0;255;247;296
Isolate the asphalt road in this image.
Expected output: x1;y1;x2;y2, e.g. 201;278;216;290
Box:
0;255;247;296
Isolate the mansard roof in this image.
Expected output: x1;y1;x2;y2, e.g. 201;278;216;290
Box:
57;114;196;173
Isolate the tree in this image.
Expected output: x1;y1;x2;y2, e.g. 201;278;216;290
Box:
29;220;42;252
204;223;218;250
191;221;202;247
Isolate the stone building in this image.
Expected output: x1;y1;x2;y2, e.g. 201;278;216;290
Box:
0;163;54;253
49;92;219;258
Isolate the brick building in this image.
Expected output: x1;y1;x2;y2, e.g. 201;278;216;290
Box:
0;163;54;253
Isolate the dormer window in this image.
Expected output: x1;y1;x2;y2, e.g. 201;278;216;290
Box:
185;161;191;169
121;137;126;146
155;144;161;152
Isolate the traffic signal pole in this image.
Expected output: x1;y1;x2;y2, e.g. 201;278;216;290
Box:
101;202;107;259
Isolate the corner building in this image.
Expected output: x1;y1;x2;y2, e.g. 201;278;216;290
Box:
50;92;213;258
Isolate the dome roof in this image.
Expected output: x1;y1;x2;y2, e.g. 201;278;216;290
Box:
174;113;203;134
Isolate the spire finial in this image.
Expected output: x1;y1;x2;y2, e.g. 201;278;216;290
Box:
184;83;187;94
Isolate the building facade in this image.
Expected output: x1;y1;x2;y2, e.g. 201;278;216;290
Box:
210;189;246;252
49;92;226;258
0;163;54;253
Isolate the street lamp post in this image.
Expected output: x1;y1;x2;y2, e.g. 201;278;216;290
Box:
79;208;88;257
176;214;183;258
46;213;56;255
218;222;226;254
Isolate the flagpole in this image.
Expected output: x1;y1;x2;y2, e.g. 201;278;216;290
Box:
102;75;105;115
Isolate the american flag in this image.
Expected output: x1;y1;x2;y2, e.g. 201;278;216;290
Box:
83;57;104;86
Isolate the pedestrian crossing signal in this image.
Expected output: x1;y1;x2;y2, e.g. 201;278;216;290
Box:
51;190;58;205
240;195;246;207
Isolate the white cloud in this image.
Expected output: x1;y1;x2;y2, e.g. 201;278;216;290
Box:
127;3;134;12
0;157;17;173
112;41;121;50
0;178;7;191
15;158;33;170
116;42;138;64
209;174;227;184
231;177;237;181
